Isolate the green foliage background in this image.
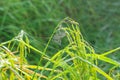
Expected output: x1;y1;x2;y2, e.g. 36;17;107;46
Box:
0;0;120;79
0;0;120;51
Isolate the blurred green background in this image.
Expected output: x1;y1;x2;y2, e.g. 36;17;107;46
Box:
0;0;120;63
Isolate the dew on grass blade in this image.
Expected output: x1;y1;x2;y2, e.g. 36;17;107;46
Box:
14;30;26;40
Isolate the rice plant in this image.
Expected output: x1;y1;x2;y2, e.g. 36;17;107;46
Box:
0;18;120;80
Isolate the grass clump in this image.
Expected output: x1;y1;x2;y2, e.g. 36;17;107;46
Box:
0;18;120;80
